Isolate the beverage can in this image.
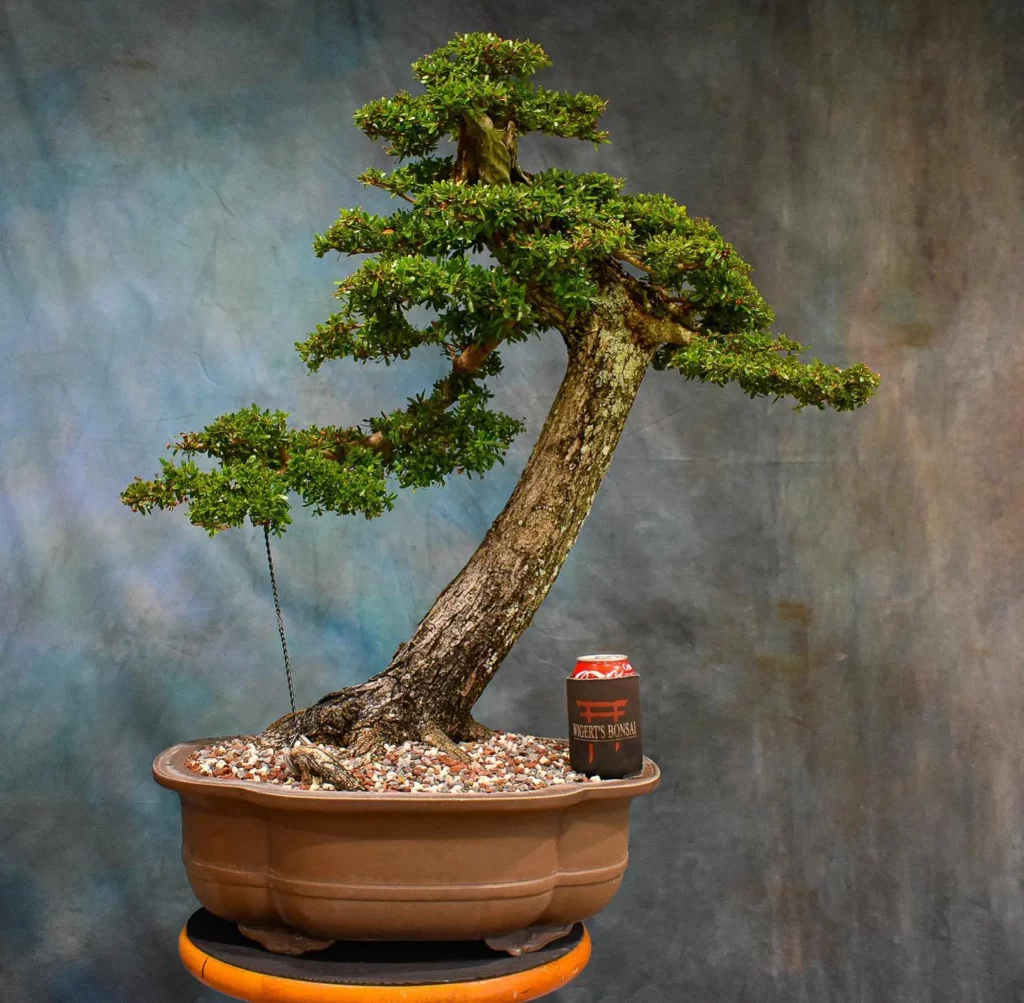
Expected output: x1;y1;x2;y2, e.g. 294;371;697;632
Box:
571;653;638;680
566;653;643;779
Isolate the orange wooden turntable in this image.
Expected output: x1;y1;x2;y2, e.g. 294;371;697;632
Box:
178;909;591;1002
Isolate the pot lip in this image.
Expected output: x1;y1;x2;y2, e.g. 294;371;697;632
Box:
153;737;660;813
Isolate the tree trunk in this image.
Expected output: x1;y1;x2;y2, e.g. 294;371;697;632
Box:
265;281;655;754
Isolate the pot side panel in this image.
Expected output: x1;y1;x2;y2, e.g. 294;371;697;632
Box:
179;794;274;923
177;796;634;940
265;808;565;940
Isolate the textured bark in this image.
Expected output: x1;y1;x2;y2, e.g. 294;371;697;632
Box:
452;113;531;186
453;113;512;186
263;282;657;753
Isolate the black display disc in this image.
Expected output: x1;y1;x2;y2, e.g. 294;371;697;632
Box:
184;910;585;987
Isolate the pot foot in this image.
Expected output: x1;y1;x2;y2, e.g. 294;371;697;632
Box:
485;923;575;956
237;922;336;956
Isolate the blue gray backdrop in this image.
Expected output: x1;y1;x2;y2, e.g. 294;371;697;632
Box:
3;1;1023;999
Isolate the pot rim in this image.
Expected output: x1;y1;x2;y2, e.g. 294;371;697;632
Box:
154;738;660;813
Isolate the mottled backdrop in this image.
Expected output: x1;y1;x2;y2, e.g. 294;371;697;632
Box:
2;0;1023;1000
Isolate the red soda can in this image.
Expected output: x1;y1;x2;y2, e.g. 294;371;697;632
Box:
571;653;637;680
566;653;643;778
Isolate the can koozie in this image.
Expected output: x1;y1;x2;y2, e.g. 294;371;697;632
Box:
566;655;643;778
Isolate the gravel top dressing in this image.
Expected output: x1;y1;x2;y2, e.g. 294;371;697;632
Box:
186;731;603;793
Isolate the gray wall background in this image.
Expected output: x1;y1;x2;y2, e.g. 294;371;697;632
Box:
2;0;1023;999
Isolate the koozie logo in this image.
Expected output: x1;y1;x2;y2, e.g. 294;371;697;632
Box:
572;699;638;760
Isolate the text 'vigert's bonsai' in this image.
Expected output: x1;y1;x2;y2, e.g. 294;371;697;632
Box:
123;33;879;787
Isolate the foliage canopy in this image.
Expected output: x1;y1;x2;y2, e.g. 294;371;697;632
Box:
123;32;879;536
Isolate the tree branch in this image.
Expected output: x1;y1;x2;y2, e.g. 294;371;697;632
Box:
522;284;570;341
617;270;700;348
347;336;505;460
608;260;696;317
635;312;698;347
452;337;503;375
614;251;650;273
613;251;702;277
363;177;417;204
654;321;698;345
362;430;390;452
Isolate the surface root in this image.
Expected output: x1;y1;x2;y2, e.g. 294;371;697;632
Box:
421;721;473;765
287;744;363;791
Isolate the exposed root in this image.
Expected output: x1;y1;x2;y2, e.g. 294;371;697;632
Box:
456;715;495;742
287;744;363;792
259;690;361;749
258;681;484;785
421;721;473;765
260;708;305;747
346;726;385;758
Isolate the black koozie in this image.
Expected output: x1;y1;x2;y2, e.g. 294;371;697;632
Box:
566;675;643;779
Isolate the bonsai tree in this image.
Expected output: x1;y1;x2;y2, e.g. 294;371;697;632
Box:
123;32;879;787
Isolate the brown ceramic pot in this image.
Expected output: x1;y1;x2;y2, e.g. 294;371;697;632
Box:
153;739;660;945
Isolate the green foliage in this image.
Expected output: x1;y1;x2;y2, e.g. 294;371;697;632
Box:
296;254;539;370
121;406;392;535
653;334;881;411
412;34;551;85
121;385;523;534
356;158;454;200
622;195;776;332
353;33;608;159
310;167;779;337
122;456;293;535
123;31;878;538
369;379;525;490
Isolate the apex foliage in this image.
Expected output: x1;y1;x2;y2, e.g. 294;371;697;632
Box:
354;33;608;160
123;32;879;536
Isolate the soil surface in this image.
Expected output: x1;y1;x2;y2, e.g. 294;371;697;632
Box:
185;731;602;793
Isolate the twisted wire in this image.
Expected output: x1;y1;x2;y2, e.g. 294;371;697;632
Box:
263;525;297;717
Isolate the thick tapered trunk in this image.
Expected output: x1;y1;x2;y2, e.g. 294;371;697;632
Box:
267;283;656;756
381;284;655;730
